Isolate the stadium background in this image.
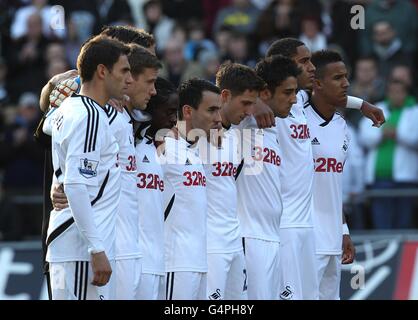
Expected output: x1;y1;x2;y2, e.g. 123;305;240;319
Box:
0;0;418;299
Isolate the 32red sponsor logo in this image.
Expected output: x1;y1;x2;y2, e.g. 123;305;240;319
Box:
253;146;281;166
290;124;310;139
212;162;237;177
183;171;206;186
137;173;164;191
315;157;344;173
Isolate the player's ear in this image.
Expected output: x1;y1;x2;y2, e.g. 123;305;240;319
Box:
96;64;107;80
313;78;322;89
259;87;271;101
220;89;231;104
182;105;193;120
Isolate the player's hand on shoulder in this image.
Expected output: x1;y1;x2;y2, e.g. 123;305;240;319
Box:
50;69;78;88
254;98;275;129
108;95;130;112
50;183;69;211
360;101;385;128
91;251;112;286
49;76;80;108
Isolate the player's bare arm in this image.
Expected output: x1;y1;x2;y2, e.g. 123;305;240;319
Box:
253;98;275;129
91;251;112;286
360;100;385;127
342;214;355;264
39;69;78;112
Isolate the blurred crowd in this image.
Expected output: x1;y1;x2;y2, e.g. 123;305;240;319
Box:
1;0;418;240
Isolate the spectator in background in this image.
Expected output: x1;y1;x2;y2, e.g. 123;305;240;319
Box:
370;21;413;79
299;15;327;53
359;78;418;229
44;41;67;63
343;123;366;230
46;59;69;81
347;56;385;126
184;20;217;62
11;0;66;40
212;0;260;37
390;64;417;97
64;17;83;68
255;0;299;56
0;92;43;190
159;38;204;87
223;31;256;67
349;56;385;104
361;0;418;57
202;0;232;36
7;12;49;102
143;0;174;53
214;25;233;60
198;50;220;83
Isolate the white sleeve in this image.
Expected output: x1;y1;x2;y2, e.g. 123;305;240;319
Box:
346;96;363;110
63;111;101;187
42;107;58;136
64;183;105;254
396;107;418;149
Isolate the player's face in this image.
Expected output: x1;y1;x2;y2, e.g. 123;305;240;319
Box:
106;54;133;100
127;67;158;110
293;45;316;91
151;93;179;131
191;91;222;138
223;89;258;125
267;76;298;118
316;61;349;107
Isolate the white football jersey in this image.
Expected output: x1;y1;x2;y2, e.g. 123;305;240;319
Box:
305;103;349;254
276;90;315;228
234;116;283;242
104;106;142;260
47;94;120;262
202;128;242;254
136;132;165;275
162;136;208;272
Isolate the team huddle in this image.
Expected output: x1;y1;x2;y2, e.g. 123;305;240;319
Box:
40;25;384;300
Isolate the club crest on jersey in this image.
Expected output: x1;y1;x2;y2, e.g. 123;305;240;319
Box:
79;158;98;178
342;140;348;152
311;137;320;145
279;285;294;300
209;289;222;300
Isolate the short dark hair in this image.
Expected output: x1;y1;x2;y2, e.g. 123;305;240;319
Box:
147;77;177;114
77;35;131;82
178;78;220;120
311;50;343;79
128;44;161;78
255;55;300;93
266;38;305;58
216;62;265;96
101;25;155;48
